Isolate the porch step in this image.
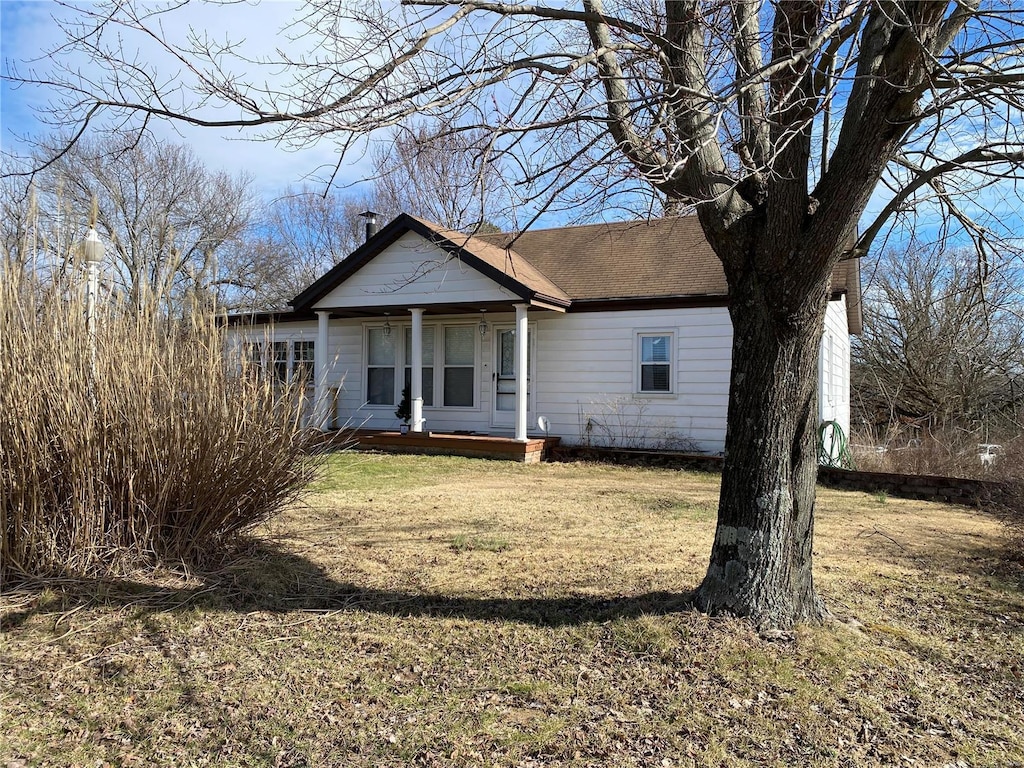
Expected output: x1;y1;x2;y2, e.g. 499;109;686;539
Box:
354;431;560;463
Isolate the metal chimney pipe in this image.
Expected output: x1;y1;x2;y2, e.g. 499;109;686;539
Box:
359;210;379;242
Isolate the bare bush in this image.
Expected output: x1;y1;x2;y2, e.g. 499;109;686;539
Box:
851;431;1024;481
0;261;316;581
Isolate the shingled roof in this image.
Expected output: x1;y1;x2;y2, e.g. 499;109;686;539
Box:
291;213;861;331
477;217;859;306
477;217;725;302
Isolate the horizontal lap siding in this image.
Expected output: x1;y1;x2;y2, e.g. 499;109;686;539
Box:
820;297;851;437
313;232;514;309
534;308;732;453
230;298;848;455
329;316;493;433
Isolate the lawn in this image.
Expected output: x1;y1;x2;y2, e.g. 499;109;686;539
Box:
2;454;1022;767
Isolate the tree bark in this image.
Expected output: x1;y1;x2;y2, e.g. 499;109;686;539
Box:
694;255;831;628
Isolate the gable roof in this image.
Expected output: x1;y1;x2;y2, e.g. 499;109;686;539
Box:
292;214;861;329
292;213;570;312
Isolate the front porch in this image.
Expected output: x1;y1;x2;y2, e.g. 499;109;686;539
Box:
335;429;561;464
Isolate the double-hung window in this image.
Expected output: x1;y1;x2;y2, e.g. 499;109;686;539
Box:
271;341;289;384
293;341;315;386
637;333;673;394
247;339;314;384
366;327;396;405
365;323;476;407
443;326;475;407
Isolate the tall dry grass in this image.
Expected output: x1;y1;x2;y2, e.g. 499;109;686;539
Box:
0;262;315;581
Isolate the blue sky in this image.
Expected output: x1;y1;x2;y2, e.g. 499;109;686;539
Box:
0;0;373;198
1;0;1021;254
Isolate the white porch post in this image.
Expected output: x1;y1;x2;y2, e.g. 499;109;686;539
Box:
315;310;331;430
410;307;425;432
514;303;529;442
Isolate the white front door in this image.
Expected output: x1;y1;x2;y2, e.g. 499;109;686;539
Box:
490;325;533;429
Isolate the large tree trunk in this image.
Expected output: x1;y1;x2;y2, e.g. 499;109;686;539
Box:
694;260;831;628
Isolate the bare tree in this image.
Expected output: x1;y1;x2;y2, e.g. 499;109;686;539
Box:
8;0;1024;625
224;122;508;310
853;245;1024;443
22;134;254;312
219;185;365;311
371;122;508;231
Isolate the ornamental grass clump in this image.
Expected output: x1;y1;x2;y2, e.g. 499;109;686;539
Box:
0;262;315;581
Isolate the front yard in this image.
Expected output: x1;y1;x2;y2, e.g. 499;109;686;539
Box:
2;454;1022;766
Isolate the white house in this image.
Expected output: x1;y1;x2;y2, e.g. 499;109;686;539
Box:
227;213;861;454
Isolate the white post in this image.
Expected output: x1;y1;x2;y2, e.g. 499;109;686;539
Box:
514;303;529;442
86;259;99;373
315;311;331;430
80;226;105;388
410;307;425;432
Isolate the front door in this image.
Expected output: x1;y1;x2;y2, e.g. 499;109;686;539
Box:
490;325;533;429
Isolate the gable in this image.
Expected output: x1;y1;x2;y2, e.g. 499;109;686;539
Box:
311;231;519;310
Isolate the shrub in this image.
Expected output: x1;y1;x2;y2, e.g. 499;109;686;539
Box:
0;263;316;581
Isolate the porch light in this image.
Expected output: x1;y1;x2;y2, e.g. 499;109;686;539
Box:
478;310;488;338
382;313;392;338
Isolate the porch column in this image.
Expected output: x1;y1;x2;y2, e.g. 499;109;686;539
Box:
514;303;528;442
410;307;425;432
315;310;331;430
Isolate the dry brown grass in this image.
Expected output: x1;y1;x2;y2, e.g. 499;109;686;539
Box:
0;263;314;579
2;454;1022;767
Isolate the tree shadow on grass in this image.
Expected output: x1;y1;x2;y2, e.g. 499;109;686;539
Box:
0;538;695;632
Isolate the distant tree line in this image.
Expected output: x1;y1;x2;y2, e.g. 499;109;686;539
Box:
1;122;509;312
852;245;1024;450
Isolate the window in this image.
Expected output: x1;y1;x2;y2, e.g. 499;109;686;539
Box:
638;333;673;393
246;339;314;384
366;327;396;405
247;342;263;368
443;326;475;407
271;342;289;383
404;326;435;407
293;341;315;386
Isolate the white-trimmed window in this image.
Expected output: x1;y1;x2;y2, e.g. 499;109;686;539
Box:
293;341;315;386
443;325;476;407
637;332;674;394
271;341;289;383
365;323;477;408
366;326;396;405
403;326;435;407
247;340;314;384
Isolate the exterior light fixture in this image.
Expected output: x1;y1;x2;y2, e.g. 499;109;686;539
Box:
478;310;488;338
80;227;105;266
382;313;392;338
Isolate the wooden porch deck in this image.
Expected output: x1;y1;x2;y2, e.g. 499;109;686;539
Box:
329;429;561;464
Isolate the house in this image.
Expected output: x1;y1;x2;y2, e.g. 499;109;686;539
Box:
227;213;860;456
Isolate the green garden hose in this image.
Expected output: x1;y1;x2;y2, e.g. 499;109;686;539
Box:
818;420;854;469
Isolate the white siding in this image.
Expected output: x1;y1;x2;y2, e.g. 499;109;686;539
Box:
312;232;516;310
225;320;321;425
534;307;733;453
228;296;852;456
819;296;851;437
328;315;494;433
